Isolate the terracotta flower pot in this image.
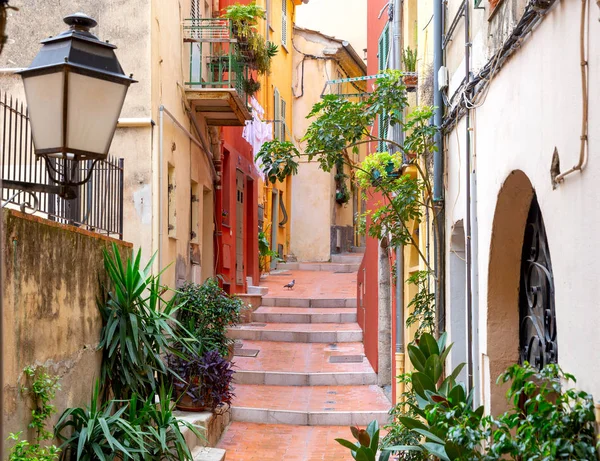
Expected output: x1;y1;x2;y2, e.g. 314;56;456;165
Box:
174;377;213;412
404;75;418;86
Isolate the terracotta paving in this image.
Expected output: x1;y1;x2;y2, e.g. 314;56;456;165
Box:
218;265;391;459
233;384;390;412
262;270;356;299
217;422;355;461
233;341;372;373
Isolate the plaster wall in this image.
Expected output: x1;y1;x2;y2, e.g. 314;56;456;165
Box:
2;210;133;438
150;0;216;286
443;0;600;412
295;0;367;61
0;0;154;259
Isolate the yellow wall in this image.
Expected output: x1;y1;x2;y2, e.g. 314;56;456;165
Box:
254;0;300;260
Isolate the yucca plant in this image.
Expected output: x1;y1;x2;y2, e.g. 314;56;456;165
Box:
55;381;144;461
97;244;191;401
127;386;204;461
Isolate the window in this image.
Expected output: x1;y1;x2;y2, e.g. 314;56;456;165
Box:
377;24;390;151
190;181;199;243
281;0;288;47
274;88;281;140
191;0;200;18
280;97;287;141
168;164;176;237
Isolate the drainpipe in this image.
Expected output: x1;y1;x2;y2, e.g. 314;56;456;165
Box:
464;0;479;404
158;107;164;272
433;0;446;338
395;244;405;399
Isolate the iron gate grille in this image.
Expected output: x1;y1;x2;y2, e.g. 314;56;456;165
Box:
518;195;557;369
1;91;125;239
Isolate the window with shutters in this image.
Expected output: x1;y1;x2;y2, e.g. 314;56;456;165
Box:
274;88;281;140
190;0;200;18
377;25;390;151
280;98;287;141
281;0;288;47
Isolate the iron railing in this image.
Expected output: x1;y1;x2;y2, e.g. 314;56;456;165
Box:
0;92;125;239
183;18;248;103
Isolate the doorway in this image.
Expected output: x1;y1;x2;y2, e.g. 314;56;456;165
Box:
235;169;245;285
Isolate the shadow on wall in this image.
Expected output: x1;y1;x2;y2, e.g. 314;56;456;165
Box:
2;209;133;437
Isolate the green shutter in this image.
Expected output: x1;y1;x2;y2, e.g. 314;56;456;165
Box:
274;88;281;140
377;25;390;152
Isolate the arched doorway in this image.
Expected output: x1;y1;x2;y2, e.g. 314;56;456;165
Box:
486;170;557;414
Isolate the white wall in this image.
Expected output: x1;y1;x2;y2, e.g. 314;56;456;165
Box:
444;0;600;409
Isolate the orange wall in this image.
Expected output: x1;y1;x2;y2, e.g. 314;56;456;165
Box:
360;0;391;375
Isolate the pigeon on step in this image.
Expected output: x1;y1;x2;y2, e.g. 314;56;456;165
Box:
283;279;295;290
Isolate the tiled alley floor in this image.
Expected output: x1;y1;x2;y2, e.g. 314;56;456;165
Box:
218;422;353;461
219;266;391;460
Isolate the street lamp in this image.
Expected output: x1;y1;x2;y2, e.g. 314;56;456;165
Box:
15;12;136;198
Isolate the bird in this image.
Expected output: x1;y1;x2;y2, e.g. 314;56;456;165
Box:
283;279;295;290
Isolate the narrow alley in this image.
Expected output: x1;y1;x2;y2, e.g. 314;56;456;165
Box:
219;256;391;460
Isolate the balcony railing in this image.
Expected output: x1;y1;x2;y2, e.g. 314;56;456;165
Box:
183;18;248;104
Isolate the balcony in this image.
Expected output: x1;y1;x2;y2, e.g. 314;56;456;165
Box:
183;18;252;126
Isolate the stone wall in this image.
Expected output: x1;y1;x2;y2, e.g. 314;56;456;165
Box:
2;210;132;438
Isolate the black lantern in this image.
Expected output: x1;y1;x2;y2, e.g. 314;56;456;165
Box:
16;12;136;196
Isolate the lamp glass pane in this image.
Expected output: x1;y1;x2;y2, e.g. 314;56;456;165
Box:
66;72;128;157
22;72;64;151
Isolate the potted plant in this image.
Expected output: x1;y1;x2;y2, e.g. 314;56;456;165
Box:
222;3;278;75
168;347;235;412
243;76;261;97
402;47;418;86
176;279;243;359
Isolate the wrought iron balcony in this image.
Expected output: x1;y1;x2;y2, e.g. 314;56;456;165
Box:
183;18;252;126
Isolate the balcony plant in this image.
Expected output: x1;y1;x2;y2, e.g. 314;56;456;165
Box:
222;2;278;75
175;278;243;359
167;347;235;412
402;47;418;86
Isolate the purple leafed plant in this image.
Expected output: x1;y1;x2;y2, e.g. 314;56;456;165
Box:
168;348;235;411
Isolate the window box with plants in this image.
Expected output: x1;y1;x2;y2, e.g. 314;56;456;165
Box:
402;47;418;87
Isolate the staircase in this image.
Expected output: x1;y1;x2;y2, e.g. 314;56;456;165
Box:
219;264;390;459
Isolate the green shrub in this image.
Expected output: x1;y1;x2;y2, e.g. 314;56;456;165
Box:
176;279;243;357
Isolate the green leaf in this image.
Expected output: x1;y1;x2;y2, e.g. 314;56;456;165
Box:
424;355;443;383
407;344;426;372
398;416;428;431
418;333;439;358
437;332;448;352
413;429;445;444
422;442;450;461
412;371;436;398
383;445;423;452
336;438;360;451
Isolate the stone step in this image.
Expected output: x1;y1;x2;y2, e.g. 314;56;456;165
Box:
192;446;226;461
276;262;360;272
234;370;377;386
246;285;268;296
233;341;375;385
228;323;363;343
261;297;357;308
251;306;357;324
175;409;230;450
330;253;364;264
231;384;390;426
